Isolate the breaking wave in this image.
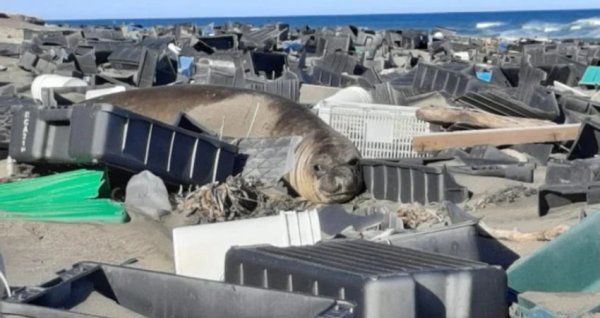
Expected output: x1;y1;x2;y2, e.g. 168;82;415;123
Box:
496;16;600;39
475;21;505;29
569;17;600;30
521;21;563;33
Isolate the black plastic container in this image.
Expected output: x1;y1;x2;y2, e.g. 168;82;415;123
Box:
9;104;237;187
361;159;469;204
4;262;353;318
225;240;507;318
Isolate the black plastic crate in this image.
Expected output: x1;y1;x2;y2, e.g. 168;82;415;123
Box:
251;51;287;79
412;63;475;97
361;159;469;204
0;96;36;159
198;34;238;51
538;158;600;216
382;204;519;269
9;104;237;187
568;116;600;160
225;240;507;318
4;262;354;318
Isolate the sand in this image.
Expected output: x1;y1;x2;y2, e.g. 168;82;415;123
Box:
0;14;50;44
0;160;583;316
520;291;600;315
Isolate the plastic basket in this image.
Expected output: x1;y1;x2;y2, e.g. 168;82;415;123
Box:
318;101;430;159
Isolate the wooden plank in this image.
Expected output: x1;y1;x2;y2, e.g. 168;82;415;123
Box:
412;124;581;152
416;106;555;129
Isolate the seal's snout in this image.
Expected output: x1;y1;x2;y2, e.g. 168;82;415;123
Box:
317;160;363;203
292;134;363;203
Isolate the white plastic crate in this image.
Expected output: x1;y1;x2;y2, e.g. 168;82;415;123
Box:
318;101;430;159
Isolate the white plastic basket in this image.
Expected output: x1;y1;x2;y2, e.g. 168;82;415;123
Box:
318;101;430;159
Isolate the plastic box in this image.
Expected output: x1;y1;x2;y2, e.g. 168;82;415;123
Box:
538;159;600;216
579;66;600;86
174;210;322;280
568;116;600;160
318;101;430;159
382;219;519;269
9;104;237;187
361;159;469;204
412;63;475;97
198;34;238;51
508;211;600;293
5;262;353;318
225;240;507;318
0;96;36;158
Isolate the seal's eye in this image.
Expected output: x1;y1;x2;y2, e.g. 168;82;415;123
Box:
347;158;359;166
313;164;322;172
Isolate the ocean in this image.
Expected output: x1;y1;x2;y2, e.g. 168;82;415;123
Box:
49;9;600;39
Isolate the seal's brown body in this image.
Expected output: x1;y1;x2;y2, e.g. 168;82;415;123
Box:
92;85;363;203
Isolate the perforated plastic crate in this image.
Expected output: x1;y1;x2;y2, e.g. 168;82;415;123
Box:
317;101;430;159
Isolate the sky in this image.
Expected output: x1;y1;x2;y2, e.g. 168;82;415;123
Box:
3;0;600;20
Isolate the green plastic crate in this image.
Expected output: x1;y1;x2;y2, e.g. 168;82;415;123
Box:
508;211;600;293
579;66;600;86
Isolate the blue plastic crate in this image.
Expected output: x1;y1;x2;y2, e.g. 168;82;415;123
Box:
579;66;600;86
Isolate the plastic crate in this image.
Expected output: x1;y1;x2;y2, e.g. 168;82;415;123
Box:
508;211;600;294
9;104;237;187
317;101;430;159
225;240;507;318
5;262;354;318
361;159;469;204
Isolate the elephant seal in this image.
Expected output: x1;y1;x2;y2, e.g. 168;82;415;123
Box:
91;85;363;203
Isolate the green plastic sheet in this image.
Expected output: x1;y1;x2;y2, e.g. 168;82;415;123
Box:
0;169;126;223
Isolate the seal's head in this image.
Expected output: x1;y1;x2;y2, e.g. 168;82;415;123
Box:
290;133;363;203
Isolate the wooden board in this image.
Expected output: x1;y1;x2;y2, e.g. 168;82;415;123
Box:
412;124;581;152
416;106;555;129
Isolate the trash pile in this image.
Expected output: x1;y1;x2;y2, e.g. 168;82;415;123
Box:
1;14;600;317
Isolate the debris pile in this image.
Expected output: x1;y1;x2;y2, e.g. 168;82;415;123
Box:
172;176;313;223
0;12;600;318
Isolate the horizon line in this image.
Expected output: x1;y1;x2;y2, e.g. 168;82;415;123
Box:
46;7;600;21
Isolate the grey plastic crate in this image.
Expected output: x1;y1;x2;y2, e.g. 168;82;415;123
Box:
381;203;520;269
74;45;98;75
9;104;237;187
361;159;469;204
0;96;36;159
412;63;475;97
568;117;600;160
458;90;559;121
107;46;143;69
35;31;68;47
136;47;159;87
538;158;600;216
245;77;300;101
5;262;354;318
198;34;238;51
225;240;507;318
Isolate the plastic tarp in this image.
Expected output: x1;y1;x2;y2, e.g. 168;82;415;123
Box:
0;169;125;223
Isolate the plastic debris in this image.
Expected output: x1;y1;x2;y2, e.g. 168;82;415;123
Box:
508;211;600;293
0;169;125;223
4;262;353;318
125;170;171;220
579;66;600;87
225;240;507;318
